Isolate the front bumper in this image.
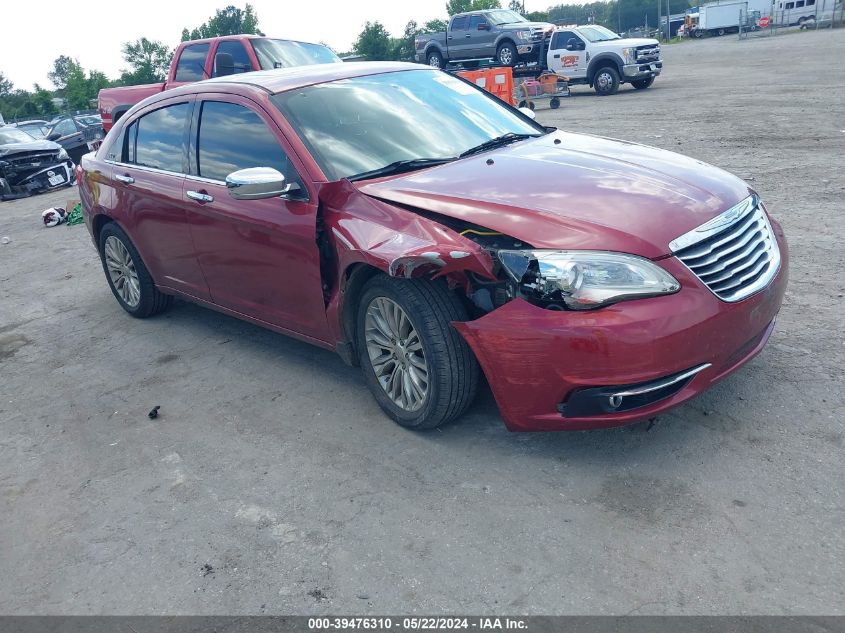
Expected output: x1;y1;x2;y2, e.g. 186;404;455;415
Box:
623;61;663;79
1;161;74;199
454;225;788;431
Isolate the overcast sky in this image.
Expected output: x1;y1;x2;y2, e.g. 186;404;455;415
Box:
0;0;562;90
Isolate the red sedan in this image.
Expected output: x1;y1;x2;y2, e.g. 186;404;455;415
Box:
77;62;787;432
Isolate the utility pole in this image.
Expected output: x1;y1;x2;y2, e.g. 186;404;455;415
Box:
618;0;622;32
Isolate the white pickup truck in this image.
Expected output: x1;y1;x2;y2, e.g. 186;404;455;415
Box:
544;25;662;95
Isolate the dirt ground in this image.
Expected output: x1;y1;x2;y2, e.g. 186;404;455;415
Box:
1;29;843;615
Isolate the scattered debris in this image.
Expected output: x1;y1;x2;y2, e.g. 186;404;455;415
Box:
308;588;329;602
1;237;10;244
65;203;84;226
356;593;370;600
148;405;161;419
646;417;658;431
200;563;214;577
42;207;67;227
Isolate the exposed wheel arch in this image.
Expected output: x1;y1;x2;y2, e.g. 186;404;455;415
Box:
340;263;383;366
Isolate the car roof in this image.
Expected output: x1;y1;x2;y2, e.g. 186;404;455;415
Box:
167;61;426;97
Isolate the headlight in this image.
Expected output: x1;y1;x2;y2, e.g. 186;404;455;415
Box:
516;30;532;40
622;47;636;64
497;250;680;310
57;148;69;160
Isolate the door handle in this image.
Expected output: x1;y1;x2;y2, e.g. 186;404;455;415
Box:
554;54;560;58
186;190;214;203
114;174;134;184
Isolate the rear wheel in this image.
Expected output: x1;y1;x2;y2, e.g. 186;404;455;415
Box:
496;41;517;66
631;76;655;90
356;276;479;430
593;66;620;95
98;223;172;318
427;50;444;68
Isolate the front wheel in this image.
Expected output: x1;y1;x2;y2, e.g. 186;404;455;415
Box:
496;41;517;66
99;223;172;318
356;276;479;430
550;97;561;109
593;66;620;95
631;76;655;90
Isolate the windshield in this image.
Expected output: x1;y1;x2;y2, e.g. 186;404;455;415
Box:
0;128;36;145
18;124;47;138
251;39;341;70
271;69;543;181
487;10;529;24
578;25;622;41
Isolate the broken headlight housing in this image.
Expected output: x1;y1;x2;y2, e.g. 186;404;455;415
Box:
497;250;680;310
58;148;70;161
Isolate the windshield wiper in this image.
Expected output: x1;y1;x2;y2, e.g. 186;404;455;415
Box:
459;133;541;159
347;157;455;182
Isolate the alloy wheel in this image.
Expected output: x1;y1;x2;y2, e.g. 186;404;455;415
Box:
104;235;141;308
364;296;429;412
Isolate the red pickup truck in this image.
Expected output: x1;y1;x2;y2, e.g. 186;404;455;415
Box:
98;35;340;132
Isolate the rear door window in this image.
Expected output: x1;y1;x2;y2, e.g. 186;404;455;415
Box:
195;101;295;183
129;103;189;172
213;40;252;76
174;44;210;81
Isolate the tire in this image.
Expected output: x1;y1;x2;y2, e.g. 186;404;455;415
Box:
356;275;479;430
631;76;655;90
496;41;517;66
98;222;172;318
717;28;726;36
427;50;444;68
593;66;620;95
550;97;560;109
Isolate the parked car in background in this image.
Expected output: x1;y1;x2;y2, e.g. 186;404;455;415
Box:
546;25;662;95
43;115;102;164
10;120;49;139
0;126;75;200
78;62;787;432
415;9;554;67
98;35;341;132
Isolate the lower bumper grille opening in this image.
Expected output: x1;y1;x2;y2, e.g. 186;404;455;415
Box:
557;364;709;417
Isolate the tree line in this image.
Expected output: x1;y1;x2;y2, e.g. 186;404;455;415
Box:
0;5;260;121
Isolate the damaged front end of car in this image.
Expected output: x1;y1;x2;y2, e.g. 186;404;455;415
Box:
0;144;75;201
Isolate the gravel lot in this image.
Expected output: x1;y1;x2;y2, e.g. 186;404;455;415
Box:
1;29;843;615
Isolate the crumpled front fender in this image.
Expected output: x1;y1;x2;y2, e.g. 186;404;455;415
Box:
318;179;497;344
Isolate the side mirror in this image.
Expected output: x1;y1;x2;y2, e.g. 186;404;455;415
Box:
226;167;299;200
477;22;489;30
214;52;235;77
518;107;536;120
566;38;582;51
47;132;61;141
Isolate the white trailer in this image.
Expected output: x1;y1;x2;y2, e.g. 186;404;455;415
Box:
692;0;772;35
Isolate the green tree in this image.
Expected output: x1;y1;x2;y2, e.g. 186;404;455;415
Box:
446;0;501;16
525;10;550;21
120;38;172;84
394;20;420;60
422;18;448;32
0;72;13;98
63;60;90;110
32;84;58;116
182;3;263;40
48;55;74;90
353;21;395;61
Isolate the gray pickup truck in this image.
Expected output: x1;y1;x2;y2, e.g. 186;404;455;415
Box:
414;9;554;68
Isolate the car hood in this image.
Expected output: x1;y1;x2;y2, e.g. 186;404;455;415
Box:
357;131;752;259
0;139;62;158
611;37;659;47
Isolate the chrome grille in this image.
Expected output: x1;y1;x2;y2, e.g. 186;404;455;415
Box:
670;196;781;302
